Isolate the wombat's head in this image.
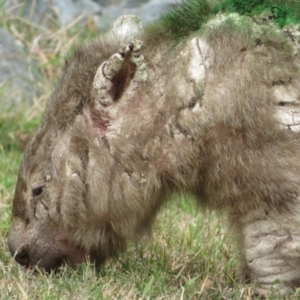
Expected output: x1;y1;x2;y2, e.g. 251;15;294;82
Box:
7;23;166;270
7;126;95;271
7;14;201;270
6;37;130;271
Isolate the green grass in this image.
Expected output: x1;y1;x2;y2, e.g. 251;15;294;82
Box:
216;0;300;28
145;0;213;46
1;1;300;299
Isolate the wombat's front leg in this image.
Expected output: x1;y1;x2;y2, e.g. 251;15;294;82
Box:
93;40;146;107
238;203;300;296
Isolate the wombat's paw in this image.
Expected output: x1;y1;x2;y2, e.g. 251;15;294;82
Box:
119;39;146;74
118;39;144;57
93;40;146;108
123;39;147;83
240;206;300;296
92;51;126;106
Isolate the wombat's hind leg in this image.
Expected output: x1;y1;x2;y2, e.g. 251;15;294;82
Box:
92;40;146;108
238;202;300;296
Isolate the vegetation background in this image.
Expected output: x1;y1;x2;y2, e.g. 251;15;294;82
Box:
1;1;300;299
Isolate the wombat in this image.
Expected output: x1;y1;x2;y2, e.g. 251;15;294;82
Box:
8;1;300;296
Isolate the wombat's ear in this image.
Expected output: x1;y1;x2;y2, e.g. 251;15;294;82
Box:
91;39;147;110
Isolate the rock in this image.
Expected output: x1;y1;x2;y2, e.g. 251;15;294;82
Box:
134;2;168;24
1;0;181;108
96;0;181;30
4;0;102;28
96;5;123;31
122;0;149;9
4;0;54;27
0;28;37;108
52;0;102;26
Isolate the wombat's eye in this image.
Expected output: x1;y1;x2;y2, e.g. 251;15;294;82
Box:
32;186;44;197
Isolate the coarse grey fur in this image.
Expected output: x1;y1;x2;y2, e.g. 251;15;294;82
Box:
8;13;300;296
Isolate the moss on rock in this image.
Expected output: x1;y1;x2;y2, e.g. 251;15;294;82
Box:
216;0;300;28
145;0;300;46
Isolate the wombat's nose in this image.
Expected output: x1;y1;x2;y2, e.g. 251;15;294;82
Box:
14;246;30;267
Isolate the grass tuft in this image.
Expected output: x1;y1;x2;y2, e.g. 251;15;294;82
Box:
145;0;213;45
216;0;300;28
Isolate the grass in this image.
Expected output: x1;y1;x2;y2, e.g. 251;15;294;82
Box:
216;0;300;28
1;1;300;299
145;0;212;43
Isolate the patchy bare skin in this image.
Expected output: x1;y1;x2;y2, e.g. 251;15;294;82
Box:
7;13;300;295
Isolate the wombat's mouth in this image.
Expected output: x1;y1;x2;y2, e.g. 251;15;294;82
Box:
38;252;102;272
9;239;94;271
19;253;94;272
13;248;68;272
43;256;69;272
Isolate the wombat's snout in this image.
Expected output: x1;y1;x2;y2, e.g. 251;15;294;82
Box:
8;232;30;268
13;244;30;267
8;223;96;271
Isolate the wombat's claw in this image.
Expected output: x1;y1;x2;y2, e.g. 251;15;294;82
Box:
93;40;147;107
117;40;145;72
131;39;144;53
128;40;147;82
101;52;124;81
118;42;133;57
